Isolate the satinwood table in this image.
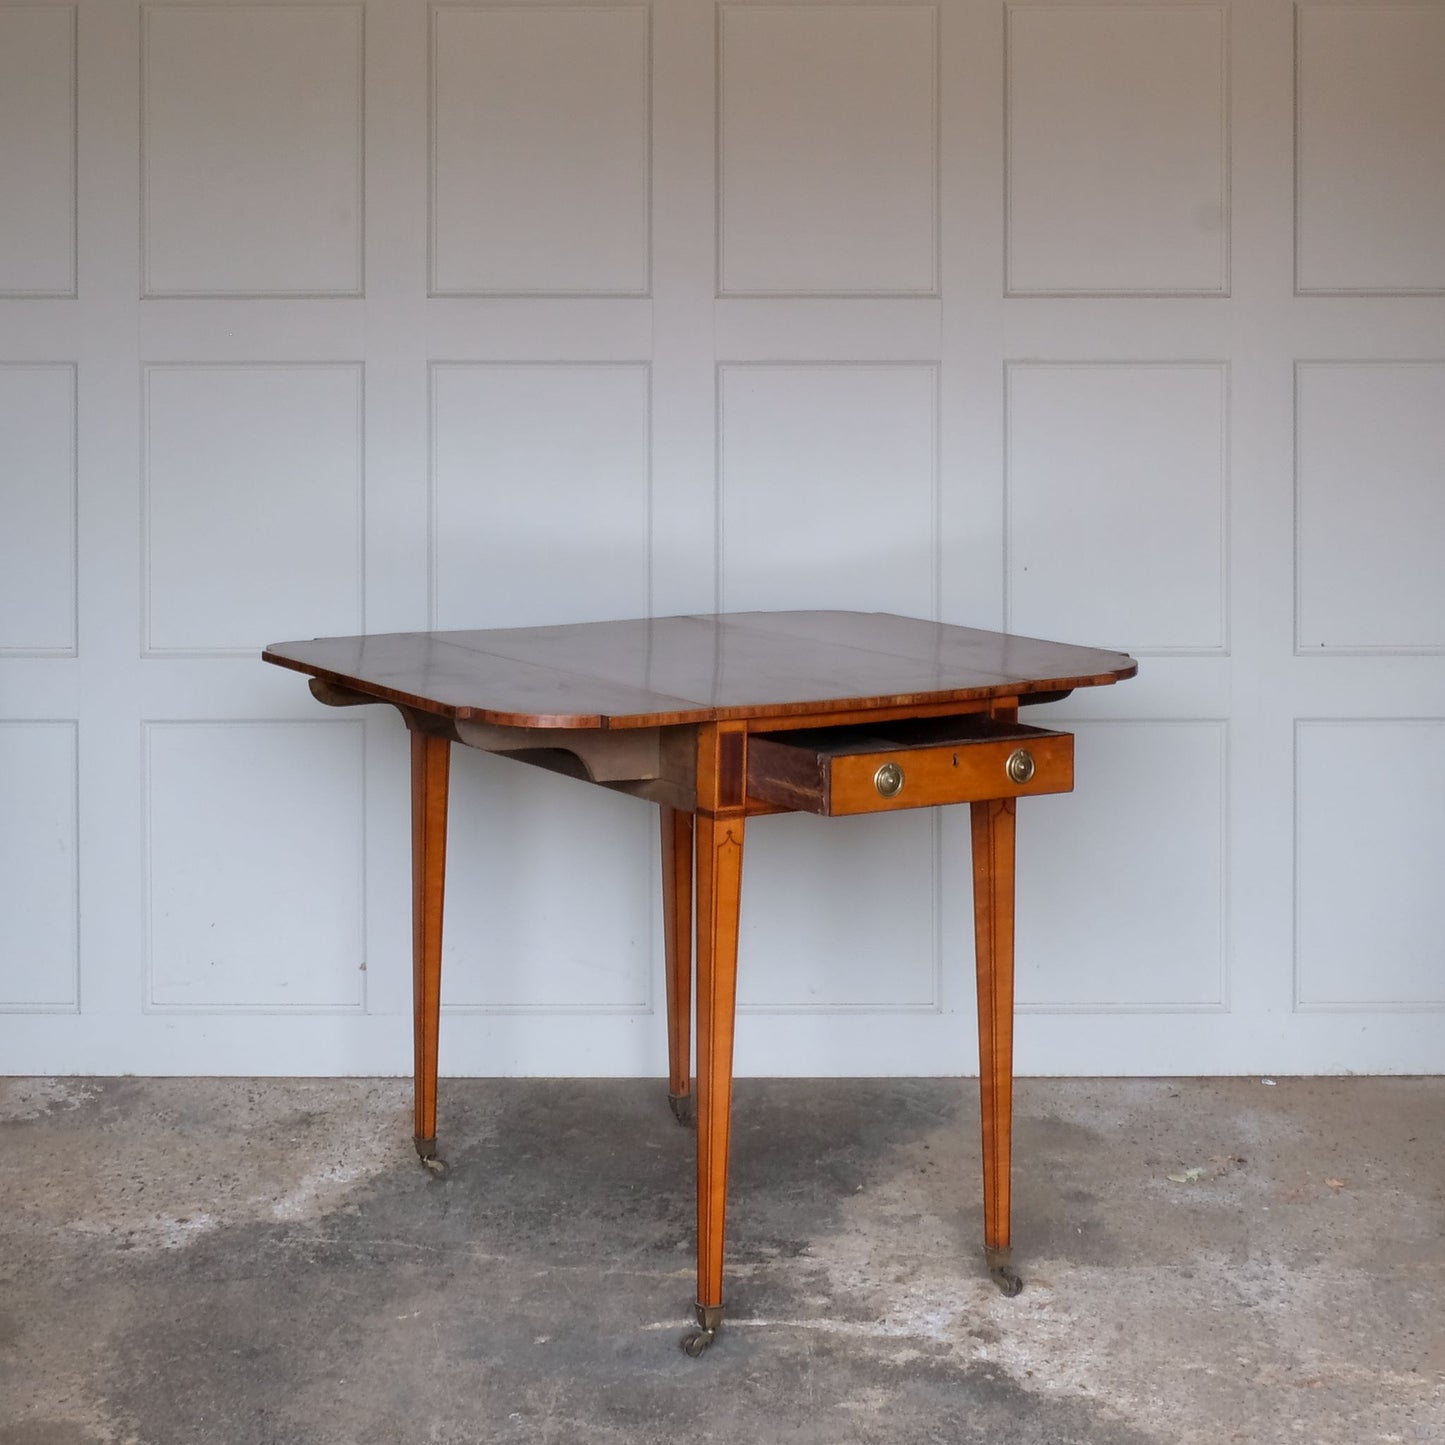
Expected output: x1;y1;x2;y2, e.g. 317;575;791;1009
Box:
263;611;1137;1354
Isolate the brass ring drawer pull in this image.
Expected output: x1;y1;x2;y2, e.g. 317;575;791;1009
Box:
1006;748;1035;785
874;761;905;798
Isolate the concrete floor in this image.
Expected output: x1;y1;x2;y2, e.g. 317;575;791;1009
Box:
1;1077;1442;1445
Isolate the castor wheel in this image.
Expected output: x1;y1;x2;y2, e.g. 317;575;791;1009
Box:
990;1264;1023;1297
986;1247;1022;1297
668;1092;694;1128
680;1303;724;1357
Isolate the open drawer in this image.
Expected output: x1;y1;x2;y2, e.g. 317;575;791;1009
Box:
746;715;1073;816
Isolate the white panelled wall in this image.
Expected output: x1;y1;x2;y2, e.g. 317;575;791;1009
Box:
1;0;1443;1077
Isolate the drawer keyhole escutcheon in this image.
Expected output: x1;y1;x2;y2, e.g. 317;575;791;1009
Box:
874;761;905;798
1006;748;1035;785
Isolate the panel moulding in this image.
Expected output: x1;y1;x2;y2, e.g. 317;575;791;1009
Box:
0;4;77;298
139;361;366;657
1293;717;1445;1011
425;359;654;630
1293;359;1445;655
1003;1;1231;298
1002;360;1230;656
0;719;80;1013
141;718;368;1014
0;362;78;657
1015;717;1230;1015
713;360;941;621
1294;2;1445;297
427;3;653;298
715;1;941;298
139;2;366;298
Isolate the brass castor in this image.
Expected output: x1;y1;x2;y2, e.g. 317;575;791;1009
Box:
415;1135;451;1179
680;1303;724;1356
668;1092;694;1128
990;1264;1022;1296
986;1246;1022;1297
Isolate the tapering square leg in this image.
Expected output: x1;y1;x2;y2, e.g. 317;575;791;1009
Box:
683;806;745;1355
660;805;695;1125
410;728;450;1176
971;795;1021;1295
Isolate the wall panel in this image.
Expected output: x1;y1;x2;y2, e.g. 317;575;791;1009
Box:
1296;362;1445;653
142;3;364;296
0;722;79;1011
144;364;364;654
1296;3;1445;294
145;721;366;1010
718;363;938;614
1006;2;1228;295
430;4;650;296
1006;363;1227;654
1016;720;1227;1011
1296;720;1445;1009
718;3;937;295
430;362;650;628
0;365;76;655
0;5;76;296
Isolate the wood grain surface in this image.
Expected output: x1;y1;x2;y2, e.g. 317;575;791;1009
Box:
263;612;1136;729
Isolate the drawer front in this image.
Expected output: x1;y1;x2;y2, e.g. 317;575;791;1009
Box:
747;722;1073;816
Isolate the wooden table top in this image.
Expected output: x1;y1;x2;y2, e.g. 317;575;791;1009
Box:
263;611;1137;730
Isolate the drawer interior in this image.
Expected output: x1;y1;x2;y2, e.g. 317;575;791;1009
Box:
752;714;1064;759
